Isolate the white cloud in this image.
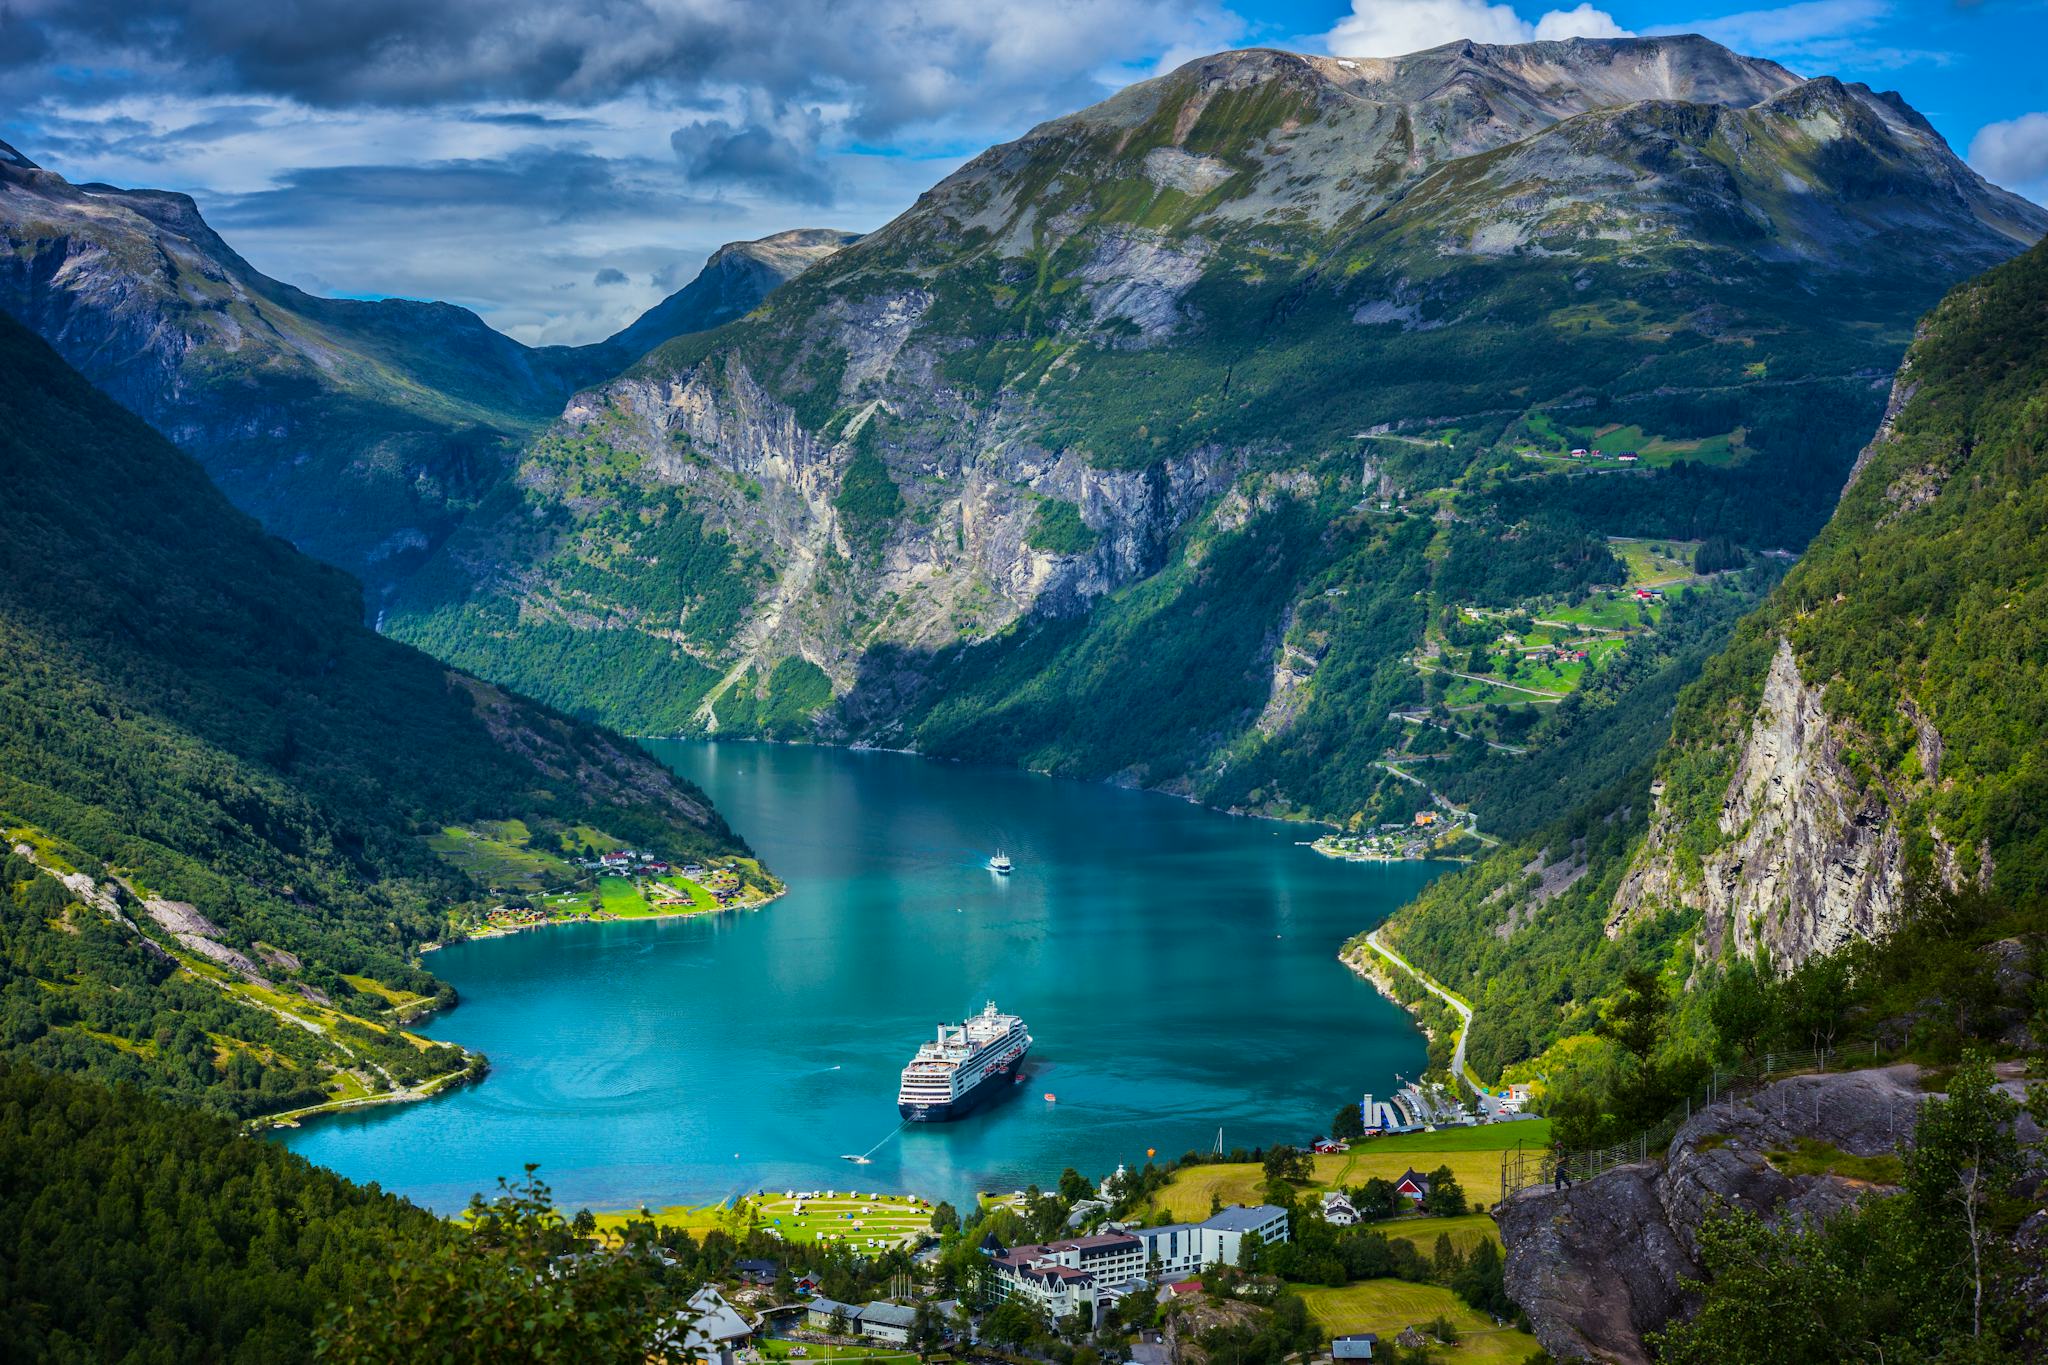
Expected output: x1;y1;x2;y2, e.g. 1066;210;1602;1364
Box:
1324;0;1632;59
1969;111;2048;203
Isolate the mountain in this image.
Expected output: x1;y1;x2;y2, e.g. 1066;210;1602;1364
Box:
0;309;766;1118
385;36;2045;836
0;142;849;605
1379;233;2048;1082
602;228;861;364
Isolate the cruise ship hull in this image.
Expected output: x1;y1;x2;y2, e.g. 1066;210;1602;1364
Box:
898;1047;1029;1122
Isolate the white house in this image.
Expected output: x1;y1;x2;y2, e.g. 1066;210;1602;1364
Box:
1319;1191;1360;1227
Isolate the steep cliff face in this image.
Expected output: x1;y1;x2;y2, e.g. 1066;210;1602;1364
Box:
1607;636;1973;964
388;36;2043;824
1603;237;2048;974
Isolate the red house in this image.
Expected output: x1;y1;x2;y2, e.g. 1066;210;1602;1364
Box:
1393;1168;1432;1202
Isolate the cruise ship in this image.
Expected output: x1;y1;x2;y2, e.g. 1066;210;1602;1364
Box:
897;1002;1031;1121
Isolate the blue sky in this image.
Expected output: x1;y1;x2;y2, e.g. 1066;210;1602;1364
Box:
4;0;2043;345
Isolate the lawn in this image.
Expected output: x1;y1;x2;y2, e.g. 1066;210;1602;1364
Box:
1146;1125;1549;1221
1538;591;1659;632
598;874;654;915
1608;537;1700;586
752;1192;936;1248
342;974;434;1012
1294;1281;1541;1363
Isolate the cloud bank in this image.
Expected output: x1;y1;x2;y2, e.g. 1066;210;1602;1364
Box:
1323;0;1629;58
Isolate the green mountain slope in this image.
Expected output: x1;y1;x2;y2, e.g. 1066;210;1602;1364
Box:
388;36;2043;835
0;145;850;606
1382;235;2048;1080
0;311;764;1117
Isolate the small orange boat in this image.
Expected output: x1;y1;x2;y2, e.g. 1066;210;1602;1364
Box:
1043;1093;1057;1102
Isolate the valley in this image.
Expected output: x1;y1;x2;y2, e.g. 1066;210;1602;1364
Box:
2;20;2047;1365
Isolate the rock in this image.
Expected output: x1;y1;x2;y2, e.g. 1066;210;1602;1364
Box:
1501;1065;1926;1362
1610;638;1977;968
1499;1165;1694;1365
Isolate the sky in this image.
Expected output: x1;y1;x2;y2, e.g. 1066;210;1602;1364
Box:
5;0;2044;346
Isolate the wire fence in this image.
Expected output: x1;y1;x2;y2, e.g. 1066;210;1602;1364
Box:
1499;1042;1893;1201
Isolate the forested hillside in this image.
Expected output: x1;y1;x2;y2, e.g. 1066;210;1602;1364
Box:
1381;235;2048;1085
389;37;2044;835
0;313;761;1117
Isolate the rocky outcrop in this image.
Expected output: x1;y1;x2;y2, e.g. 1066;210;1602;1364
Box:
1610;637;1978;968
1502;1063;2046;1361
1502;1065;1928;1362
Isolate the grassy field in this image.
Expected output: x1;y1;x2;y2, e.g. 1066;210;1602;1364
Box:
1370;1212;1503;1259
1295;1281;1541;1363
1146;1124;1549;1221
1608;537;1698;586
596;873;718;918
753;1192;935;1247
425;821;578;892
589;1191;935;1251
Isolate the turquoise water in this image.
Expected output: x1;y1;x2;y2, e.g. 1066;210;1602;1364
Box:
278;743;1443;1212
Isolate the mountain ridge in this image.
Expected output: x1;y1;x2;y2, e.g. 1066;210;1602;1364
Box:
387;35;2044;843
0;140;849;604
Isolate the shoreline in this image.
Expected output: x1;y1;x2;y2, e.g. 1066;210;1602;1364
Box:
424;882;789;953
1341;932;1486;1097
253;1058;484;1132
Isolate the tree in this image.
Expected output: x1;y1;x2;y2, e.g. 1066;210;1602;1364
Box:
930;1200;960;1235
1905;1052;2021;1340
1262;1145;1312;1184
1709;953;1774;1063
1330;1103;1366;1140
1351;1178;1398;1220
1450;1239;1511;1319
827;1306;850;1337
1421;1166;1466;1217
983;1299;1043;1347
1599;966;1667;1060
1431;1232;1463;1280
1058;1167;1095;1204
315;1167;678;1364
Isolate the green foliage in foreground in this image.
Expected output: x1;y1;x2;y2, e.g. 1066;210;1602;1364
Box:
0;1060;447;1364
1655;1054;2048;1364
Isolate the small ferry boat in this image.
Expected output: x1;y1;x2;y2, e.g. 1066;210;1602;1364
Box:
988;850;1013;874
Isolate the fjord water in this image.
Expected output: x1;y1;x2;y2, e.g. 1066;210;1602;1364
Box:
280;744;1441;1212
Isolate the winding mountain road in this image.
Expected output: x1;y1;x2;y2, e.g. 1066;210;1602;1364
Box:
1365;930;1483;1097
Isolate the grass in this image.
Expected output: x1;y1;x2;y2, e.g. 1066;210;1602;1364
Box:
1368;1212;1503;1259
1146;1126;1548;1221
342;974;433;1012
1763;1138;1905;1185
752;1192;936;1247
1294;1280;1541;1363
424;823;578;892
762;1342;916;1363
588;1191;936;1252
1608;537;1700;586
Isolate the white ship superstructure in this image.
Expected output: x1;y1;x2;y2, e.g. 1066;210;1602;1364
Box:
897;1002;1031;1121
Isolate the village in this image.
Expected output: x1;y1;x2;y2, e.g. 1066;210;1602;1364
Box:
647;1119;1551;1365
423;818;778;940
